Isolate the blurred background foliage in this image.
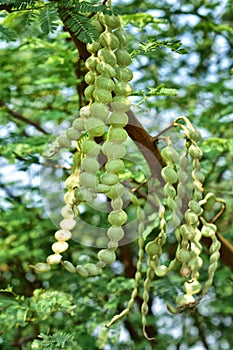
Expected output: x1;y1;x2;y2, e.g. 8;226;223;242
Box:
0;0;233;349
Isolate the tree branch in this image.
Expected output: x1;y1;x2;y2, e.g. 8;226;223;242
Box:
0;101;49;134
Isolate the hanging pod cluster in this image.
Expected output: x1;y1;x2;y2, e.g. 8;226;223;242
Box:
34;10;224;340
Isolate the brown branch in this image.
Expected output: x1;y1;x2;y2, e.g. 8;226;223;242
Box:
0;101;49;134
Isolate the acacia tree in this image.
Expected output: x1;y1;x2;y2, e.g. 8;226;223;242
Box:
0;1;233;349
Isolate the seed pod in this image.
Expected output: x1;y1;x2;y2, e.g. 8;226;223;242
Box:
188;200;203;216
111;96;131;112
79;105;91;119
52;241;69;254
176;249;192;262
84;84;94;100
188;144;203;159
86;41;101;54
146;242;161;256
98;249;116;264
115;67;133;82
200;192;216;211
176;294;195;305
99;13;121;30
55;229;72;241
114;82;133;96
81;140;101;157
108;240;119;250
85;70;97;85
99;30;120;50
60;218;76;230
111;197;123;210
184;211;199;226
72;118;85;131
95;76;115;91
180;224;195;240
114;28;128;47
107;183;125;199
63;260;76;273
34;262;51;273
164;183;176;198
161;166;178;184
47;254;62;265
98;48;117;67
161;146;179;164
102;141;126;159
108;127;128;143
188;257;203;270
65;174;79;190
188;128;201;142
81;157;99;173
85;56;100;71
107;226;124;241
166;303;177;314
184;280;202;295
57;135;71;148
108;209;127;226
85;117;106;137
100;172;119;186
96;62;116;78
85;263;100;276
79;172;98;188
61;205;74;219
154;265;168;277
115;49;132;67
108;111;128;127
65;127;81;141
76;264;89;277
105;159;124;173
90;102;109;121
93;88;112;104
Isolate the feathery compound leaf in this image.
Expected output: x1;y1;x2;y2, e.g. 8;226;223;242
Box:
6;0;36;10
39;5;59;34
0;23;17;41
58;8;99;43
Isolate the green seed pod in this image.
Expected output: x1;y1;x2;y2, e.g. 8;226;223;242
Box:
180;224;195;240
176;249;192;263
108;209;127;226
108;111;128;127
61;205;74;219
161;166;178;184
99;30;120;50
111;197;123;210
188;144;203;159
108;240;118;250
85;263;100;276
166;303;177;314
97;48;117;67
98;249;116;264
79;172;98;188
96;62;116;78
115;49;132;67
154;265;168;277
60;218;76;230
66;127;81;141
79;105;91;119
63;260;76;273
95;76;115;91
85;56;100;71
80;188;94;203
188;257;203;270
85;117;106;137
146;242;161;257
90;102;109;121
102;141;126;159
52;241;69;254
161;146;179;164
84;84;94;100
111;96;131;112
114;28;128;47
107;182;125;199
184;280;202;295
115;67;133;82
72;118;85;131
85;70;97;85
47;254;62;265
108;127;128;143
164;183;176;198
200;192;216;211
34;262;51;273
99;13;121;30
113;82;133;96
97;183;110;193
81;157;99;173
81;140;101;157
200;219;216;237
100;172;119;186
188;128;201;142
55;229;72;241
107;226;124;241
76;264;89;277
188;200;203;216
192;169;205;183
57;135;72;148
65;174;79;190
184;211;199;226
105;159;124;173
93;88;112;104
86;41;101;54
176;294;195;305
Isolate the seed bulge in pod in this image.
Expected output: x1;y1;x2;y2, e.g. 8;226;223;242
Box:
99;31;120;50
154;265;168;277
85;263;100;276
184;280;201;295
79;172;98;188
86;41;101;54
81;157;99;173
164;183;176;198
105;159;124;173
93;88;112;104
61;205;74;219
55;229;72;241
96;62;116;78
65;174;79;190
90;102;109;121
85;117;106;137
115;67;133;82
76;265;89;277
85;56;100;71
176;294;195;305
66;127;81;141
146;241;161;256
102;141;126;159
52;241;69;254
34;262;51;273
111;197;123;210
79;105;91;119
100;172;119;186
60;218;76;230
107;226;124;241
108;209;127;226
97;48;117;67
57;135;71;148
161;166;178;184
98;249;116;264
63;260;76;273
47;254;62;265
176;248;192;263
85;70;97;85
91;17;104;34
114;28;128;47
184;211;199;226
72;118;85;131
95;76;115;91
108;111;128;127
81;140;101;157
113;82;133;96
188;200;203;215
107;182;125;200
108;127;128;143
111;96;131;112
188;144;203;159
99;13;121;30
84;85;94;100
115;49;132;67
